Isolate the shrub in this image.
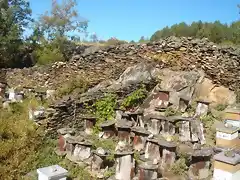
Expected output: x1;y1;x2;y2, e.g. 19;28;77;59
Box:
121;85;147;110
57;76;89;97
92;93;117;133
215;104;227;111
34;45;65;65
0;98;60;180
170;158;188;176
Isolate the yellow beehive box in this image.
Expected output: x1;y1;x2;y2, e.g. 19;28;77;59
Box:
224;108;240;121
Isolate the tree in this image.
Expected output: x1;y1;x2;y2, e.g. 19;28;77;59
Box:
32;0;88;64
0;0;32;67
138;36;149;43
90;32;98;42
37;0;88;40
150;20;240;45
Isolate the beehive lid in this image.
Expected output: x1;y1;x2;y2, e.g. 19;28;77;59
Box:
57;128;75;135
131;126;150;135
100;120;116;127
225;108;240;114
139;161;158;170
192;148;213;157
216;122;239;134
214;151;240;165
37;165;68;178
196;99;211;104
167;116;193;122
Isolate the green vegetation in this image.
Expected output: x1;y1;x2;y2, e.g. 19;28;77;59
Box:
91;135;116;152
90;93;117;134
170;157;188;176
200;113;217;145
33;43;64;65
150;20;240;45
0;98;57;180
0;0;32;68
121;85;147;110
215;104;228;111
60;160;93;180
134;151;144;164
94;93;117;120
164;107;182;117
57;76;89;97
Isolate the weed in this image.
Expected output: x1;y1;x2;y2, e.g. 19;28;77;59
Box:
57;76;89;97
170;158;188;176
215;104;227;111
104;167;115;178
164;107;181;117
60;159;94;180
134;151;144;164
121;85;147;110
92;93;117;134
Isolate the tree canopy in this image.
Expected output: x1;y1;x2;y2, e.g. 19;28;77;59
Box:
150;20;240;44
0;0;32;67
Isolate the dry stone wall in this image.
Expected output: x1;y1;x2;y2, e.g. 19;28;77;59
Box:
4;36;240;91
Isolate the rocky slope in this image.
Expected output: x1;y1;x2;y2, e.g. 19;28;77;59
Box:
3;36;239;91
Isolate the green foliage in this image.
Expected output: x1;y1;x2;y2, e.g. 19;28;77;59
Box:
164;107;181;117
86;93;117;134
200;114;216;128
215;104;228;111
104;168;115;178
134;151;144;163
200;113;218;145
104;37;127;46
60;160;93;180
170;158;188;176
90;135;116;161
0;0;32;67
150;20;240;45
121;85;147;110
36;0;87;40
91;135;116;152
57;76;89;97
34;45;64;65
0;104;41;179
94;94;117;121
138;36;150;43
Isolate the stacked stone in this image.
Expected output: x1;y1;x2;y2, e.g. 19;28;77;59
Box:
47;97;76;134
5;37;240;91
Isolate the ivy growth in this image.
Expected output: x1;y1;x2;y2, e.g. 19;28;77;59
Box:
121;85;147;110
92;93;117;133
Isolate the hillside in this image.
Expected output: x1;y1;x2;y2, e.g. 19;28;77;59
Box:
1;37;240;180
4;37;240;91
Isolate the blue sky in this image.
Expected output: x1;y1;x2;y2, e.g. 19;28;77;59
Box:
29;0;239;41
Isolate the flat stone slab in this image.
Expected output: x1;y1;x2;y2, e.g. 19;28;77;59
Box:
192;148;213;157
100;120;116;127
57;128;75;135
131;126;150;135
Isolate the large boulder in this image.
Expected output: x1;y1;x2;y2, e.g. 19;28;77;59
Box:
108;63;158;90
195;78;236;106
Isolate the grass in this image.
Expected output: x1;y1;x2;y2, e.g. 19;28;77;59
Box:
0;96;95;180
170;157;188;176
57;76;89;97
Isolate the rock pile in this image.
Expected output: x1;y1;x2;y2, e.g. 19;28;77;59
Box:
4;37;240;91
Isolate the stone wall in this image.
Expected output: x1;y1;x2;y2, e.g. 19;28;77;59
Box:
4;36;240;90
